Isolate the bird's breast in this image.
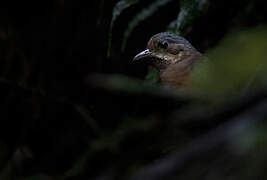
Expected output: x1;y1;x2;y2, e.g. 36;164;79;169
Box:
159;55;199;89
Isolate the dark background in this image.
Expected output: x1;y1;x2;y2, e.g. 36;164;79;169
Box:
3;0;267;179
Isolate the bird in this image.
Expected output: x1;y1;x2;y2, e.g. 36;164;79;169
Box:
133;32;204;89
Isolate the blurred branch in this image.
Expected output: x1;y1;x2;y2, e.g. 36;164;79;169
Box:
130;98;267;180
87;73;190;102
74;105;101;136
171;88;267;128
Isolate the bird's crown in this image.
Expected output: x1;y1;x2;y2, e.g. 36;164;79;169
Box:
133;32;199;69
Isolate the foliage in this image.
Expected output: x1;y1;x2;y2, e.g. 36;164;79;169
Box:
175;0;209;33
3;0;267;179
108;0;139;57
192;26;267;103
121;0;173;51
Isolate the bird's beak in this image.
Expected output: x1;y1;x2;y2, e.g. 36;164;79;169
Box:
133;49;152;62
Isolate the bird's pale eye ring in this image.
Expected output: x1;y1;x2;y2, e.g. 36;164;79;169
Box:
158;41;168;49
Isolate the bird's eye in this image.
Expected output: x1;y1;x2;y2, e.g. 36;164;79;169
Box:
158;41;168;49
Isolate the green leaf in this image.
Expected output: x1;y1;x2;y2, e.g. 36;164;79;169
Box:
63;151;90;179
144;66;159;85
107;0;139;57
174;0;209;34
191;26;267;103
121;0;173;51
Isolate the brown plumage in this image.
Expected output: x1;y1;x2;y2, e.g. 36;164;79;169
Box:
133;32;203;89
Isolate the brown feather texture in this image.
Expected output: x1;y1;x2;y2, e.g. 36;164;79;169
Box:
133;32;204;89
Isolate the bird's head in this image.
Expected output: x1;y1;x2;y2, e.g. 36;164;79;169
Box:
133;32;200;70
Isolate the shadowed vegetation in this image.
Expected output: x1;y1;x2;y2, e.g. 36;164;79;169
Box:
2;0;267;179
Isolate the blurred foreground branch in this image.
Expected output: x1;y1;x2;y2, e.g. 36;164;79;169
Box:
130;98;267;180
